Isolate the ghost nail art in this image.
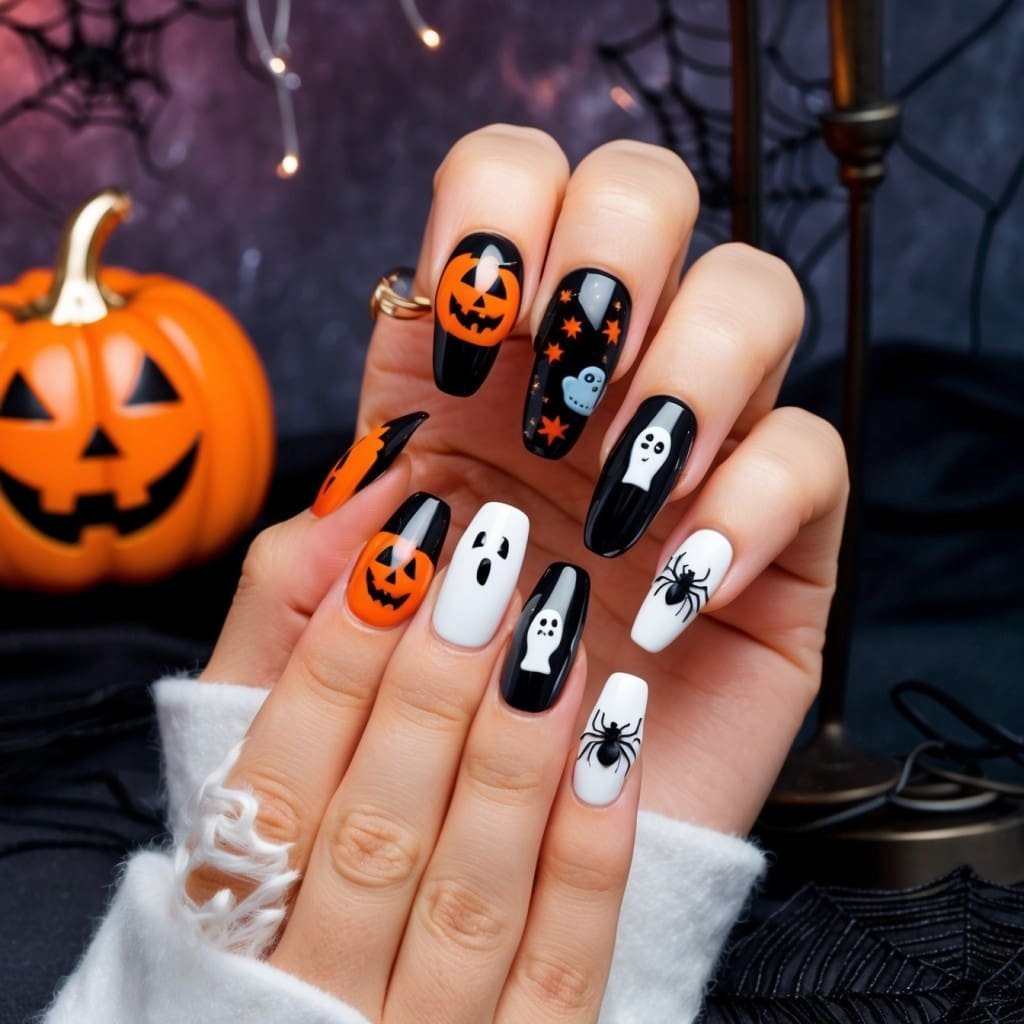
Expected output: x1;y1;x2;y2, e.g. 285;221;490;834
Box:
432;501;530;648
573;672;647;807
312;412;428;518
585;396;698;557
630;529;733;653
523;268;631;459
347;492;450;628
433;232;523;396
500;562;590;712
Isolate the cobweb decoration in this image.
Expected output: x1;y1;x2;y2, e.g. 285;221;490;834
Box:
703;867;1024;1023
0;0;263;213
599;0;1023;355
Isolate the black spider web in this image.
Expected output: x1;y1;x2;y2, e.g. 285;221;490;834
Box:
599;0;1023;355
0;0;262;215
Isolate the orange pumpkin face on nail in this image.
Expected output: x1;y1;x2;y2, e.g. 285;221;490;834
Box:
435;246;521;348
349;530;434;627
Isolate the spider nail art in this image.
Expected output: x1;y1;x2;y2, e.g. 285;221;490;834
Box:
500;562;590;713
347;492;450;628
523;269;631;460
573;672;647;806
630;529;733;653
432;501;530;648
433;233;523;396
585;395;698;557
312;412;429;517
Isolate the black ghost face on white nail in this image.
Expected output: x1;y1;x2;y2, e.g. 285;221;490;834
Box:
471;529;510;586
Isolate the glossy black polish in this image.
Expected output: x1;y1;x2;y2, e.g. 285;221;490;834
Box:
500;562;590;712
432;232;523;397
523;268;631;459
585;395;697;557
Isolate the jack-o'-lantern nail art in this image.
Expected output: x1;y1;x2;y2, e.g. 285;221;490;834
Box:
312;412;428;518
347;491;450;628
523;268;631;460
585;396;697;557
433;232;523;397
500;562;589;713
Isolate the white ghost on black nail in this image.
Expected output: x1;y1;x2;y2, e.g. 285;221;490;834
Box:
623;425;672;490
520;608;563;673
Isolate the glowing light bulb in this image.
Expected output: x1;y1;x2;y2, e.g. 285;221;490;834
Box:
610;85;638;112
277;153;300;177
420;27;441;48
268;55;287;74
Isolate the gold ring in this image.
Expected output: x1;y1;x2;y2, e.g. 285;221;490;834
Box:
369;268;432;321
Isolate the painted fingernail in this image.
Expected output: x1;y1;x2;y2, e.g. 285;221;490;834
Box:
523;268;630;459
500;562;589;713
585;396;697;557
347;492;450;628
433;233;523;396
432;501;529;648
312;412;429;517
630;529;733;652
573;672;647;806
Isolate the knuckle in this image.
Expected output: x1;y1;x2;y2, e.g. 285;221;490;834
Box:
436;124;568;191
245;767;307;849
420;877;507;954
239;524;287;589
585;139;699;210
542;842;629;899
296;639;377;711
326;806;420;890
772;408;850;503
519;950;596;1012
464;747;546;806
388;679;476;736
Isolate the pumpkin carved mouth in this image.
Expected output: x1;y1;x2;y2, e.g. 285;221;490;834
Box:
448;294;504;334
365;566;411;610
0;439;200;544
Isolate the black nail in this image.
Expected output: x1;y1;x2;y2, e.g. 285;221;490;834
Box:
584;396;697;557
522;268;630;459
433;232;523;397
312;412;429;517
500;562;589;712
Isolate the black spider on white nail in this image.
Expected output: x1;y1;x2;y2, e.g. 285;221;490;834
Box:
653;552;710;620
577;709;642;773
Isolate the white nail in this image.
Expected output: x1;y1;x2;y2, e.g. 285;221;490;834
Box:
630;529;733;653
573;672;647;806
432;502;530;648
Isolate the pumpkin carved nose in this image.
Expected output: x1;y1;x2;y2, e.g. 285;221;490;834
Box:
81;425;120;458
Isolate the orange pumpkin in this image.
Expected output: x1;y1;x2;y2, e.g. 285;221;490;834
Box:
435;249;521;347
347;530;435;627
0;188;274;591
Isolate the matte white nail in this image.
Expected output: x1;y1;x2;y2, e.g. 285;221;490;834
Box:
432;501;530;648
630;529;733;653
573;672;647;806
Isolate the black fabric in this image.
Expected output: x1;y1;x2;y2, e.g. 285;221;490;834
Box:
1;344;1023;1020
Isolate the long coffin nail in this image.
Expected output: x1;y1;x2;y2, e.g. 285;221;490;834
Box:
433;232;523;396
573;672;647;806
347;492;450;628
630;529;733;653
585;396;697;557
500;562;590;713
432;501;529;648
523;268;630;459
313;413;429;517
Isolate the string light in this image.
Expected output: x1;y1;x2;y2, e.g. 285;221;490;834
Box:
246;0;301;177
400;0;442;50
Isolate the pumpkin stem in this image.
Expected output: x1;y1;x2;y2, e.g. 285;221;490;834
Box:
23;188;132;326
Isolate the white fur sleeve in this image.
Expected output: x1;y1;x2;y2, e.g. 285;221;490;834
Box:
47;676;764;1024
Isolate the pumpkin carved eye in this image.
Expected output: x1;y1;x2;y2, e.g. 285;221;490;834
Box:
404;559;417;580
0;371;53;421
375;544;395;565
125;355;179;406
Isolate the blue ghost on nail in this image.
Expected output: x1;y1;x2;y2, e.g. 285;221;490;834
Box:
562;366;606;416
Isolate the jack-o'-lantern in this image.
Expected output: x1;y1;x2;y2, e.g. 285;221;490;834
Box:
0;188;274;591
349;531;435;627
435;247;521;347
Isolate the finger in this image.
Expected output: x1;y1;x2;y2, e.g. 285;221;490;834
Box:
187;491;450;905
271;565;587;1018
522;140;699;460
383;642;590;1024
585;242;805;557
629;407;848;831
422;124;570;396
497;674;646;1024
201;416;425;687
